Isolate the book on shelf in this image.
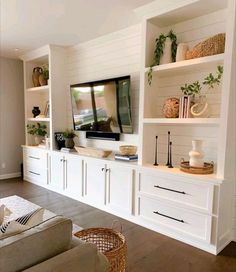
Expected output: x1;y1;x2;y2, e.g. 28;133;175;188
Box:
60;147;75;153
114;154;138;161
179;95;192;118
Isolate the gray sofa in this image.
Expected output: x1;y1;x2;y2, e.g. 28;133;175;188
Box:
0;215;109;272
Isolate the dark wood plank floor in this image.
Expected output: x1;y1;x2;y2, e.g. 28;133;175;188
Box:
1;178;236;272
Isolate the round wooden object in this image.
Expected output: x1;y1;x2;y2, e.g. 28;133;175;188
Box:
180;161;214;175
162;97;179;118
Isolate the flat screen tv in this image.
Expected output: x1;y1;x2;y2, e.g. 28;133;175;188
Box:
70;76;132;135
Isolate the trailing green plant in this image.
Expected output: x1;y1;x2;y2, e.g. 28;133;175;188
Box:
180;81;202;96
203;65;223;88
63;129;77;139
27;123;47;136
148;30;177;85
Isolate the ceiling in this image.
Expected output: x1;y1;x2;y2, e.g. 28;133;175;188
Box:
0;0;154;59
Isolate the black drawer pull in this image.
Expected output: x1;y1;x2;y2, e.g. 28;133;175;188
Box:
29;156;40;160
29;171;40;176
153;211;184;223
154;185;186;195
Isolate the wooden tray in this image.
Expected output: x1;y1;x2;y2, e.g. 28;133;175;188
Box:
180;160;214;175
74;146;112;158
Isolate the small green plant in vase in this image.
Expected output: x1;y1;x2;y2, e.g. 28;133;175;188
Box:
27;123;47;145
63;129;77;149
180;81;202;96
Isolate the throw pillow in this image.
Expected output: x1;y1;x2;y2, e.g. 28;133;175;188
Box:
0;208;45;239
0;205;5;225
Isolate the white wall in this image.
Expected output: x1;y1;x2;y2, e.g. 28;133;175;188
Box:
0;57;25;179
66;24;141;152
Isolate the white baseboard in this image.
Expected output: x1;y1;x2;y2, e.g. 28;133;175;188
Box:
0;172;21;180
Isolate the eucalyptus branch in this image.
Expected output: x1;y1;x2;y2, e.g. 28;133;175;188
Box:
203;65;223;88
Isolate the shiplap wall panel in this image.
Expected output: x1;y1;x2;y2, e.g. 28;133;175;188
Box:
65;25;141;151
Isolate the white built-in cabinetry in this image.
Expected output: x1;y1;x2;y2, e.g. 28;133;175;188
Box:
21;0;236;255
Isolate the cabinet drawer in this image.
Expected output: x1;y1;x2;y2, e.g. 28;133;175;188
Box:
138;173;214;212
24;163;48;184
138;196;212;242
23;148;47;168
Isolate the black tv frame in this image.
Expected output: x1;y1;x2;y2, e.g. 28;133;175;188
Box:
70;75;132;141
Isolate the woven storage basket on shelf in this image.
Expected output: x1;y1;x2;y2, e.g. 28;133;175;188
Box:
74;223;127;272
186;33;225;60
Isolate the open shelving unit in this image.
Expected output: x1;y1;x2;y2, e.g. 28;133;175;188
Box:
21;45;67;149
138;0;235;179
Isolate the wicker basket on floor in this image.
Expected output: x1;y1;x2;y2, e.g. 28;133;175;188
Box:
74;224;127;272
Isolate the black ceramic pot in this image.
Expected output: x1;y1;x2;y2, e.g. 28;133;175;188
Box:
32;106;40;118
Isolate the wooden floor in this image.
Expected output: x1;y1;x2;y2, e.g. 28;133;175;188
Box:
1;178;236;272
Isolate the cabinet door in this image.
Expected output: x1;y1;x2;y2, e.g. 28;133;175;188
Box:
64;154;83;198
107;164;134;215
50;152;64;190
84;159;106;206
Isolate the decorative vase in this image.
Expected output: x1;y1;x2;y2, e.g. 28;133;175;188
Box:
65;138;74;149
190;95;210;118
176;43;189;61
32;106;41;118
32;67;43;87
39;74;48;86
35;135;43;145
160;37;172;65
162;97;179;118
189;140;204;167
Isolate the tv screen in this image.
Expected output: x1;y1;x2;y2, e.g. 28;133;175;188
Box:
70;76;132;134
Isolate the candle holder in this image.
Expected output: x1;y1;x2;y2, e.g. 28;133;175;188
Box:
168;141;173;168
166;131;170;166
153;135;158;166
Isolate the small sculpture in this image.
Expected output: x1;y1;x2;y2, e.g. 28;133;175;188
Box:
163;98;179;118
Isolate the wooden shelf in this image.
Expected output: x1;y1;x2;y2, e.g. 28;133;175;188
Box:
27;117;50;122
26;85;49;92
143;118;220;125
145;54;224;77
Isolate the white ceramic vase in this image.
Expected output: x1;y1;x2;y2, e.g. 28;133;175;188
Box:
189;140;204;167
35;135;43;145
176;43;189;61
160;37;172;65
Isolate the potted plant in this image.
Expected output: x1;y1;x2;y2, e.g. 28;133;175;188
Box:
148;30;177;85
27;123;47;145
63;129;77;149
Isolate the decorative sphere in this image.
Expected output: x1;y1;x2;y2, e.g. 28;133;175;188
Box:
162;97;179;118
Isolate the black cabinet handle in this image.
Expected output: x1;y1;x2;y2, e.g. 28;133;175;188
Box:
154;185;186;195
29;171;40;176
153;211;184;223
29;156;40;160
101;168;105;171
106;168;110;173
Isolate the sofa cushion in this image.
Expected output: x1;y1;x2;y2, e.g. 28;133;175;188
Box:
23;242;109;272
0;216;72;272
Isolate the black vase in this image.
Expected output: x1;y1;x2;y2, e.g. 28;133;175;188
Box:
32;106;40;118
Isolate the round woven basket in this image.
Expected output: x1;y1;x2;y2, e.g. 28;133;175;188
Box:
74;227;127;272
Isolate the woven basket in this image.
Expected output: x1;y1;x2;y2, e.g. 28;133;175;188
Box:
186;33;225;60
74;223;127;272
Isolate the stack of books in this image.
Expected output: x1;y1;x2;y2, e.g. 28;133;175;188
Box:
179;96;192;118
114;154;138;161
